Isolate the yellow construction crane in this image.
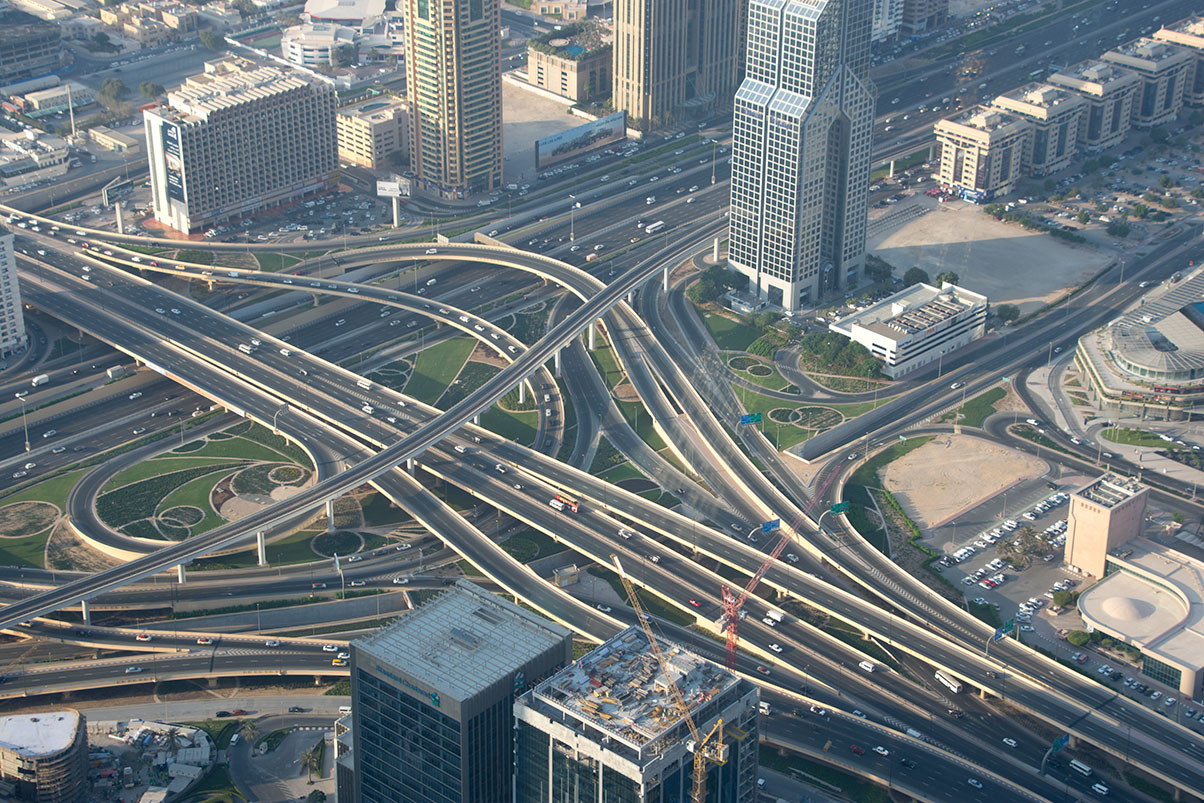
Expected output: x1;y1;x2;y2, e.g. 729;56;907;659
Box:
611;554;726;803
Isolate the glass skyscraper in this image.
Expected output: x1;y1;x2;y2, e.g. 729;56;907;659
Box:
728;0;875;311
349;581;572;802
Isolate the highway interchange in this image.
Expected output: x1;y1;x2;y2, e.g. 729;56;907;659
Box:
4;4;1204;798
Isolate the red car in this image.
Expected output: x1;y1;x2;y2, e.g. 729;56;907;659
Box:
688;599;701;608
849;745;866;755
231;709;248;716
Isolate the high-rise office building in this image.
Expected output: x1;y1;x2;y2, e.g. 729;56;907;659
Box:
0;709;88;803
1047;60;1141;151
514;626;761;802
349;581;572;802
728;0;874;312
400;0;502;198
1065;473;1148;579
1152;16;1204;106
871;0;903;42
989;83;1085;176
1101;38;1193;128
933;105;1029;201
899;0;946;36
0;229;26;359
612;0;745;130
143;57;336;234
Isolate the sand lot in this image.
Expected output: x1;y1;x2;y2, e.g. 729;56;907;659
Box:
882;434;1047;529
502;79;580;184
869;200;1112;314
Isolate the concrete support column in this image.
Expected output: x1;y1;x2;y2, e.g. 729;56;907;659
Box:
208;677;218;688
627;291;634;306
713;237;720;262
888;159;896;178
588;323;596;351
314;675;324;686
554;349;562;378
326;499;336;532
392;196;401;228
80;599;91;626
518;382;526;405
663;265;670;293
406;457;415;474
115;202;124;235
177;563;186;583
256;531;267;566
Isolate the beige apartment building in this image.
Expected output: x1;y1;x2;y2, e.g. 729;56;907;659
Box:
1065;473;1148;579
1152;16;1204;106
336;97;407;169
143;57;336;234
990;83;1085;176
934;105;1029;201
1102;37;1193;127
527;38;610;102
400;0;501;197
1047;60;1141;151
612;0;744;130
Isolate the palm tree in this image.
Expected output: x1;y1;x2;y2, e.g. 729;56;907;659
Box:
240;720;260;748
301;745;321;783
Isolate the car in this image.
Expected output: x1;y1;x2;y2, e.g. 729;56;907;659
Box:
125;666;143;674
347;555;363;563
13;390;27;399
170;309;181;315
288;706;305;713
132;427;146;435
755;665;771;676
264;640;280;647
900;758;917;769
1002;737;1018;748
808;705;828;716
51;446;65;454
425;248;438;255
23;462;35;470
349;580;365;587
129;392;142;400
849;745;866;755
337;652;350;660
231;708;248;716
1020;625;1035;632
873;746;890;756
155;307;166;314
312;582;326;589
322;644;338;652
196;637;214;645
688;598;701;608
968;778;983;789
135;633;153;642
392;577;410;585
596;604;612;612
769;643;783;653
216;711;232;718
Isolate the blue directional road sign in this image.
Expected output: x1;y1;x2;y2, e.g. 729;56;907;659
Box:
762;519;781;533
1052;733;1070;754
993;618;1016;641
740;413;763;425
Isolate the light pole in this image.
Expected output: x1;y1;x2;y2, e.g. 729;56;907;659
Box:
569;195;580;241
18;398;29;453
711;141;718;185
272;403;288;434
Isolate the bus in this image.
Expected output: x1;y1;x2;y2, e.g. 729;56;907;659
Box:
554;494;579;513
1028;68;1045;81
644;220;666;235
934;671;963;693
1069;759;1093;777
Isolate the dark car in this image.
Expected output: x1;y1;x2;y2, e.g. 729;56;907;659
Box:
288;706;305;713
216;711;232;718
900;758;917;769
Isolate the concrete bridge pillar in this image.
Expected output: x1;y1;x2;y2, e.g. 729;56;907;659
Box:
208;678;218;688
80;599;91;626
472;414;480;425
627;291;634;306
115;202;124;235
713;237;720;262
177;564;186;583
588;322;596;351
518;382;526;405
314;675;324;686
326;499;336;532
392;196;402;228
256;531;267;566
888;159;896;178
663;266;670;293
554;349;562;378
406;457;415;474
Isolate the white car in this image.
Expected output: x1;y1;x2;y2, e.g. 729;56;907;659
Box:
967;778;983;789
769;643;783;653
392;577;410;585
322;644;338;652
1002;737;1018;748
596;604;612;613
125;666;143;674
873;746;890;756
264;640;280;647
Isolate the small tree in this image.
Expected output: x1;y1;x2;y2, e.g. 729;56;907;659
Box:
199;30;224;50
1067;630;1091;647
1107;221;1131;238
1158;174;1174;189
308;792;328;803
1052;590;1074;608
934;271;959;286
995;304;1020;324
903;267;929;287
139;81;165;98
1076;210;1090;225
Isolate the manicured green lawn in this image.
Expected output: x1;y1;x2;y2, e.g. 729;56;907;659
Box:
406;337;476;405
1103;427;1167;448
253;252;302;272
103;457;245;493
156;470;230;535
0;469;86;510
0;532;50;568
481;406;538;445
730;386;816;450
588;341;626;393
700;311;761;351
616;401;667;451
828;397;891;417
956;387;1007;428
598;462;644;484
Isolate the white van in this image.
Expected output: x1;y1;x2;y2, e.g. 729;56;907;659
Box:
858;660;876;673
338;705;352;714
1091;783;1109;796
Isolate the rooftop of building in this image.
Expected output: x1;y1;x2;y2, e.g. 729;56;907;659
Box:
1074;472;1146;508
353;580;570;704
938;104;1029;134
1078;537;1204;671
1153;15;1204;44
830;282;988;342
282;21;357;45
530;626;739;751
0;710;79;758
0;8;59;40
1106;267;1204;377
336;95;405;122
1105;36;1193;65
303;0;384;22
529;20;611;60
993;82;1084;112
155;58;320;121
1049;59;1141;91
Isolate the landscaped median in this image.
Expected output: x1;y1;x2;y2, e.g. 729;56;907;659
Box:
731;385;887;450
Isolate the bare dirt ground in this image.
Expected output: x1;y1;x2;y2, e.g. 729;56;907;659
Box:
868;199;1112;315
882;434;1047;529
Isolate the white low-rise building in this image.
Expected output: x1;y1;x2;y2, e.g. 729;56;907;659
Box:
829;282;989;378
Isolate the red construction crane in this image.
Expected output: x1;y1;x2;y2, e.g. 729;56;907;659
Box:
720;522;795;669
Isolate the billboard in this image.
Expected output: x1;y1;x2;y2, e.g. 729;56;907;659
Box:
376;178;411;198
535;111;627;169
160;121;185;203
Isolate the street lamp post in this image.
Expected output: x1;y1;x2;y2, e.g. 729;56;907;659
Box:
18;398;29;453
569;196;580;241
711;142;718;185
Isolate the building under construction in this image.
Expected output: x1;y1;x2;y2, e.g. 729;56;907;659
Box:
513;626;760;802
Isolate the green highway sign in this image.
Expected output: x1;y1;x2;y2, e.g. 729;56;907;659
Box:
830;502;850;514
